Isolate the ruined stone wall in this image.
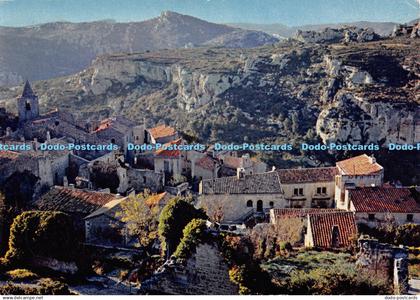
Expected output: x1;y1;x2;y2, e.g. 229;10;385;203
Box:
140;243;238;295
356;239;408;294
127;168;163;193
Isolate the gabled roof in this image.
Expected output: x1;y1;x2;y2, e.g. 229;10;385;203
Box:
196;155;218;171
21;80;35;98
336;154;383;176
155;138;183;158
349;187;420;213
148;124;177;140
36;186;117;215
277;167;337;184
308;212;357;248
145;192;168;206
85;192;168;220
271;208;342;219
94;116;135;134
201;171;282;194
0;150;20;162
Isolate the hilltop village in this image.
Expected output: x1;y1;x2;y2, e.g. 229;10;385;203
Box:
0;82;419;295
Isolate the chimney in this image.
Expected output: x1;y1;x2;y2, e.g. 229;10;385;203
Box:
69;184;75;189
63;176;68;187
5;127;11;137
272;166;276;172
46;131;51;142
237;167;245;179
369;155;376;164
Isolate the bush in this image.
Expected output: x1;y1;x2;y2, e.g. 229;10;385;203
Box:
38;278;71;295
158;198;207;257
0;279;71;295
6;269;38;281
0;282;38;295
395;224;420;247
173;219;210;261
4;211;79;266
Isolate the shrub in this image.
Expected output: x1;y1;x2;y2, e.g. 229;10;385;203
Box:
173;219;210;261
38;278;71;295
0;282;38;295
4;211;79;266
395;224;420;247
6;269;38;281
158;198;207;257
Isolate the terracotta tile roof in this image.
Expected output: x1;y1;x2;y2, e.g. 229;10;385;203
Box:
277;167;337;184
271;208;342;219
336;154;383;176
148;124;177;139
84;198;126;220
145;192;168;207
308;212;357;249
155;138;183;158
349;187;420;213
0;150;20;161
201;171;282;194
36;186;117;215
196;155;218;171
94;116;135;134
221;156;242;169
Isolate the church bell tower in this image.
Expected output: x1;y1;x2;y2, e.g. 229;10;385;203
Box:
17;80;39;123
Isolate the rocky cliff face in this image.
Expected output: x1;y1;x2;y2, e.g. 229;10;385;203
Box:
0;35;418;181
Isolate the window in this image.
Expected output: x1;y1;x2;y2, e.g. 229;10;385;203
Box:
294;188;304;196
111;138;116;144
246;200;253;208
269;201;274;208
368;214;375;221
55;121;60;126
317;187;327;194
143;176;147;184
25;101;31;111
407;214;414;222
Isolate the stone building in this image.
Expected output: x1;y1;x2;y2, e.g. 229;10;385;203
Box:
342;186;420;226
147;124;178;144
17;80;40;123
35;185;118;233
193;154;220;181
199;170;285;223
217;153;267;177
0;141;71;202
277;167;337;208
140;243;238;295
154;139;188;182
84;192;169;248
335;154;384;208
304;211;357;249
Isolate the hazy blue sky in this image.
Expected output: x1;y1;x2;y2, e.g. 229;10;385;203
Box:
0;0;418;27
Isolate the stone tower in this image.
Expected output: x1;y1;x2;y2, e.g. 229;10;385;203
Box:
17;80;39;123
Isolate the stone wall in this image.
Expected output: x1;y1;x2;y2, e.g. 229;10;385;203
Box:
140;243;238;295
356;238;408;294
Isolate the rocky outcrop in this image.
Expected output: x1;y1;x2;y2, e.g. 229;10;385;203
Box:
316;92;419;145
295;26;380;44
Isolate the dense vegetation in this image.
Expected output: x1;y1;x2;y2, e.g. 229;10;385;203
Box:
263;251;391;295
3;211;79;267
158;197;207;257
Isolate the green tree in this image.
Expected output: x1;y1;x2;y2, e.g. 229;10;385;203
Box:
173;218;210;261
158;197;207;257
116;192;160;250
4;211;78;266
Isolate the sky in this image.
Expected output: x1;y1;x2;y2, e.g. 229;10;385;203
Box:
0;0;418;27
